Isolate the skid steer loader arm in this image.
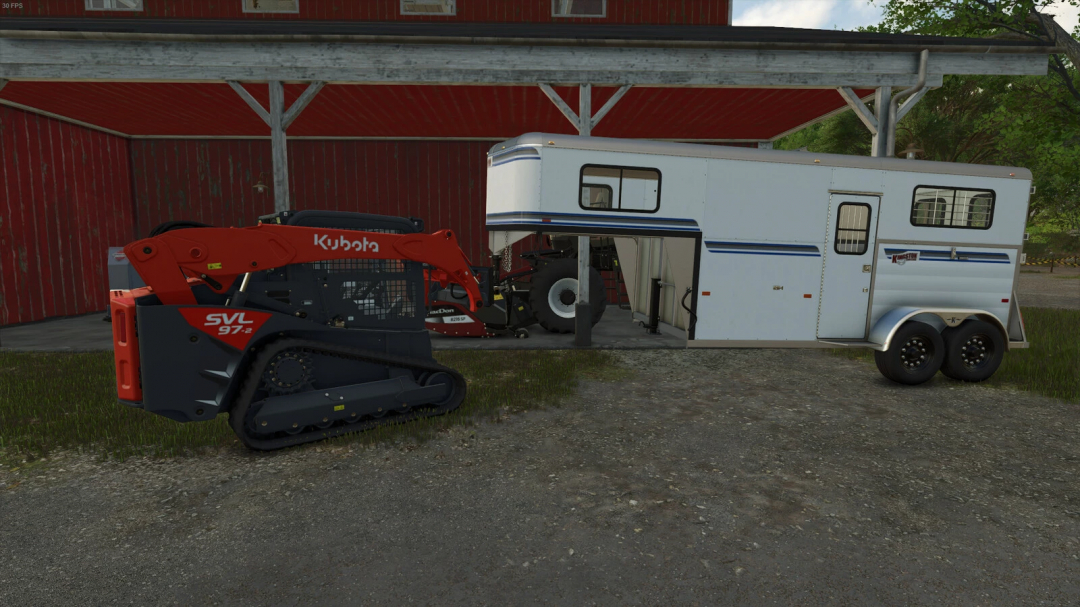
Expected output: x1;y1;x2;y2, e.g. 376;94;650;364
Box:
122;225;483;310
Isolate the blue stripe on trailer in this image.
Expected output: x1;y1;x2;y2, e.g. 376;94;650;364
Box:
706;241;820;252
708;250;821;258
918;258;1012;264
490;156;540;168
706;241;821;257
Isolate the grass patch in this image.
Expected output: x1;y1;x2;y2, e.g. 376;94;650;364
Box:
830;307;1079;402
0;349;617;463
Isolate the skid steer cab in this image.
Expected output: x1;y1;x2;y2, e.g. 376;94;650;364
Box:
110;211;482;451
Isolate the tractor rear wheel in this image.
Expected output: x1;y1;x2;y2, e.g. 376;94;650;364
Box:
530;258;607;334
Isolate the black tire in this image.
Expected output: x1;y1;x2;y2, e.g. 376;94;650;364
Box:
939;320;1005;382
872;321;945;385
529;258;608;334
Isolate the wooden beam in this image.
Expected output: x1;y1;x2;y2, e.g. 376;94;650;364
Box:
590;84;631;130
281;80;324;130
837;86;877;134
539;83;579;127
268;80;290;212
0;39;1047;86
0;98;130;137
578;83;591;136
895;85;929;122
227;80;270;126
871;86;891;158
0;78;6;93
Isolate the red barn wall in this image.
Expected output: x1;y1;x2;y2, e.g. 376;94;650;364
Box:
129;138;498;265
0;106;135;325
4;0;731;24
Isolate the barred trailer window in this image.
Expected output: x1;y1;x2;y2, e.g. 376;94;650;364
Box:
834;203;872;255
911;186;995;229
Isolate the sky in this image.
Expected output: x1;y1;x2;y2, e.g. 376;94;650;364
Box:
732;0;1080;33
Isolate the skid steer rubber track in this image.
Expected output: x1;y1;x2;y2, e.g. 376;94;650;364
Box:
228;337;466;451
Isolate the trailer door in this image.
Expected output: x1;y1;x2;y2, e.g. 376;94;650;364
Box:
817;194;880;339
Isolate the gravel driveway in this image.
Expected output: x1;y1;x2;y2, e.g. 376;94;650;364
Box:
1018;267;1080;309
2;349;1078;606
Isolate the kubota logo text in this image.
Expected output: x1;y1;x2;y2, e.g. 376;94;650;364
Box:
314;234;380;253
205;312;254;336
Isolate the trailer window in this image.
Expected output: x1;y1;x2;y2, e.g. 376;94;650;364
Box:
581;184;614;209
911;186;995;229
579;165;660;213
834;203;872;255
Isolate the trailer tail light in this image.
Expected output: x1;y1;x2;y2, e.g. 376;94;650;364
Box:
701;291;711;296
804;294;812;298
1002;298;1009;303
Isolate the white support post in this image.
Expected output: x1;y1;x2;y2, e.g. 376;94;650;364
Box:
870;86;891;158
577;83;592;136
228;80;325;213
575;84;592;345
268;80;289;213
575;234;591;346
537;82;635;346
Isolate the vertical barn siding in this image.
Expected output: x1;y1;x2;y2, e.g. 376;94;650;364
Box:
129;139;499;264
4;0;731;24
0;106;135;325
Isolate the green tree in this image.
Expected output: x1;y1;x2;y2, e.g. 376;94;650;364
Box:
779;1;1080;231
877;0;1080;111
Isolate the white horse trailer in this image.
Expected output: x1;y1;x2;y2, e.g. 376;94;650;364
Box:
486;133;1031;385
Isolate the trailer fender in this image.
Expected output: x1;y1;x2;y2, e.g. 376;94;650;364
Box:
869;307;1010;352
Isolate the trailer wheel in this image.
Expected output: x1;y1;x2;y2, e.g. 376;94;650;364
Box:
530;258;607;334
873;321;945;385
940;320;1005;383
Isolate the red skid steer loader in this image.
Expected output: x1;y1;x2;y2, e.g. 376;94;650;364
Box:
109;211;482;451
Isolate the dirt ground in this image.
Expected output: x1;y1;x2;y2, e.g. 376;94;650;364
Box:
2;348;1078;606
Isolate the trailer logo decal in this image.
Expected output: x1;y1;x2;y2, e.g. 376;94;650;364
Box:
314;234;380;253
179;308;272;350
891;251;920;265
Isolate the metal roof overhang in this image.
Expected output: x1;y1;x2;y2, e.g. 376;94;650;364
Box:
0;20;1058;140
